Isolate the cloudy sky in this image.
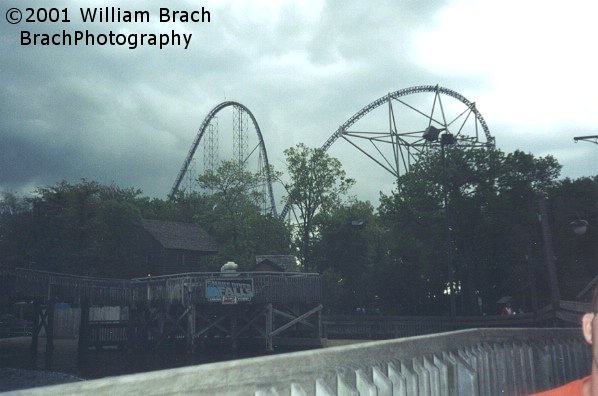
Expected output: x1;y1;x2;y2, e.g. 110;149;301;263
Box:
2;0;597;207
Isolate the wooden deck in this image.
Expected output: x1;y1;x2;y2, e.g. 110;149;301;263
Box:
130;271;322;305
0;268;324;356
1;268;321;306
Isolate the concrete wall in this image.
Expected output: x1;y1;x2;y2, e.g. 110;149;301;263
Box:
7;328;590;395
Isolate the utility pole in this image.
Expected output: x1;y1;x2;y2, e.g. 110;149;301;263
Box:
441;135;456;317
538;195;560;320
573;135;598;145
423;126;457;316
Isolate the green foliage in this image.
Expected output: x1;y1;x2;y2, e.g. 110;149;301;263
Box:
312;147;584;314
195;161;290;269
0;145;595;316
283;143;354;271
376;147;575;314
312;200;383;312
0;191;33;267
547;176;598;298
0;174;292;277
0;180;146;277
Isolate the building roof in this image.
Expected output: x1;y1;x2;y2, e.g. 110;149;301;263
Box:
141;219;218;253
255;255;299;272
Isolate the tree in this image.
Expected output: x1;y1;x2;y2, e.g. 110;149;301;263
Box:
0;180;147;276
311;200;385;313
546;176;598;299
0;192;32;267
378;147;563;314
196;161;290;268
283;143;354;271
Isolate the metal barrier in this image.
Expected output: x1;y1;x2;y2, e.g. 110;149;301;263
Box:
5;327;590;395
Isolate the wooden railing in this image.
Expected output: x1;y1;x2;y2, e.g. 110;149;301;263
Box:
1;268;322;306
86;321;129;349
0;321;32;338
323;300;592;339
130;271;322;305
2;268;130;306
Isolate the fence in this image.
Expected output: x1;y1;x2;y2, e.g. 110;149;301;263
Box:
130;272;322;305
7;327;589;395
3;268;130;306
86;321;129;349
0;322;31;338
323;300;591;339
40;306;126;339
10;298;590;343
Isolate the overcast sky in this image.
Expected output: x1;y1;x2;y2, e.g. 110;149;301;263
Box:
2;0;597;208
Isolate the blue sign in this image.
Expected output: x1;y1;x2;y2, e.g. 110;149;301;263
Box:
205;278;254;303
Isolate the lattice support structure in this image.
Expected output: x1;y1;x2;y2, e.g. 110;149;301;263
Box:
232;105;248;166
203;120;219;176
281;84;495;219
170;101;277;216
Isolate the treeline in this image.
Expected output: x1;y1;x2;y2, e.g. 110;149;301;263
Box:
1;144;597;315
313;148;598;315
0;177;290;279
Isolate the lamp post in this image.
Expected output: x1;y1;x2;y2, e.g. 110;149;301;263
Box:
538;196;561;314
569;218;589;235
573;135;598;145
424;126;457;316
538;196;590;317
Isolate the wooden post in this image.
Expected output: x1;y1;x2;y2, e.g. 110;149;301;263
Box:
231;309;237;352
30;298;41;368
127;303;135;351
78;298;90;353
45;298;55;370
199;306;206;350
526;242;539;314
158;301;165;341
187;303;196;354
265;303;273;352
199;305;206;350
317;306;323;342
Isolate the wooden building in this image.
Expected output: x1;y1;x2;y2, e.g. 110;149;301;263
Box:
140;219;218;275
254;255;299;272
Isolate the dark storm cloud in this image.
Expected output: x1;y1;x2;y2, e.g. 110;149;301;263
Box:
1;0;595;201
0;133;70;185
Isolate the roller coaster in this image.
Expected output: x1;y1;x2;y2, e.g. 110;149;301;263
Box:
170;86;495;218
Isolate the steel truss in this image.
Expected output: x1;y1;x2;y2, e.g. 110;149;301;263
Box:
321;84;495;177
281;85;495;219
170;101;277;216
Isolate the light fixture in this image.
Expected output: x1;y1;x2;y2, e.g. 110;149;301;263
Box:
570;219;589;235
423;125;444;142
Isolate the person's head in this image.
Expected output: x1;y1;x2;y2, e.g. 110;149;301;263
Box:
581;285;598;369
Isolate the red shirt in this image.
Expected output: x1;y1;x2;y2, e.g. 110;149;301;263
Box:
531;376;591;396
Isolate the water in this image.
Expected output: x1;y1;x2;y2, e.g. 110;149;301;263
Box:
0;337;301;380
